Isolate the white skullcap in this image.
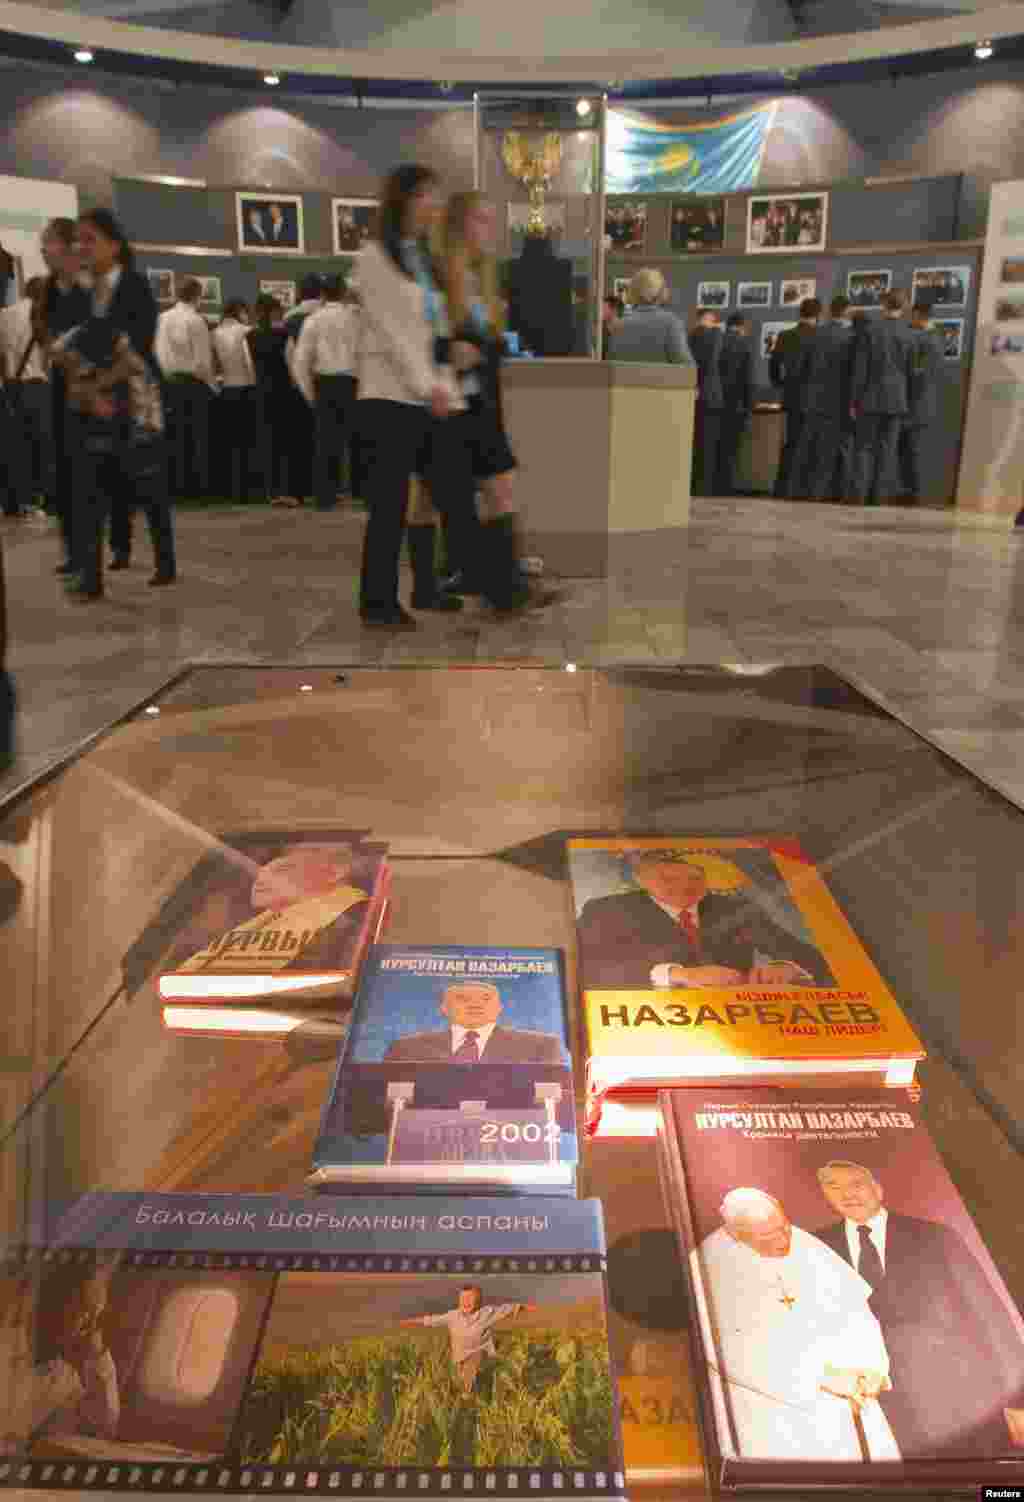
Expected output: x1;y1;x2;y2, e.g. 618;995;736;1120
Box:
720;1187;782;1225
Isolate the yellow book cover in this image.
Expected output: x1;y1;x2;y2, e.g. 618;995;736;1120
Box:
618;1372;705;1487
567;838;924;1104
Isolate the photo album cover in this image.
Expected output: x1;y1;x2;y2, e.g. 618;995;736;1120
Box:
0;1192;626;1499
566;838;924;1116
309;946;577;1193
124;831;389;1017
658;1086;1024;1489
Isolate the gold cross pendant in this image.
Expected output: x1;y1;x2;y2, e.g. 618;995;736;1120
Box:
778;1292;796;1309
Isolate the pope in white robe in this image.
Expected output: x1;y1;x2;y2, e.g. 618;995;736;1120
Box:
690;1188;900;1463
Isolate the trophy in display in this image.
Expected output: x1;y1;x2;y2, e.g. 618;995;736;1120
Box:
502;130;563;236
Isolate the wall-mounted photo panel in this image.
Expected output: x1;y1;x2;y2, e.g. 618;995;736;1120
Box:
760;320;796;361
697;280;730;310
146;268;175;304
259;279;296;310
670;197;725;253
605;200;647;253
236;192;305;254
911;265;970;309
934;317;964;360
847;268;892;309
780;276;816;308
1000;256;1024;285
196;274;221;311
991;329;1024;355
994;293;1024;322
333;198;377;256
737;281;772;310
746;192;827;253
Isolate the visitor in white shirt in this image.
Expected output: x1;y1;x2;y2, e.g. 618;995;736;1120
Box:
0;276;54;516
292;274;359;510
399;1284;537;1394
155;278;214;499
212;301;256;502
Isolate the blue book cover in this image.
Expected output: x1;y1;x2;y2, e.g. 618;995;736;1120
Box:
2;1192;624;1499
308;946;578;1194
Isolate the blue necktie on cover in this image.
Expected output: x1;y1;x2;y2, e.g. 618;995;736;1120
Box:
454;1030;480;1064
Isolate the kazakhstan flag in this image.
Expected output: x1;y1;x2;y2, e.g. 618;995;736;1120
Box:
605;102;778;195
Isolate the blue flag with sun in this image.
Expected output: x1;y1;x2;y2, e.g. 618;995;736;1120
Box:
605;102;778;194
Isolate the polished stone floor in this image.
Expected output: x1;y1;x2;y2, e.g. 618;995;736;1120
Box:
4;498;1024;804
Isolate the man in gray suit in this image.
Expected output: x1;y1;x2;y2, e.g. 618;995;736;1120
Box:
769;297;820;498
383;980;565;1065
849;288;916;505
897;301;944;505
790;295;856;501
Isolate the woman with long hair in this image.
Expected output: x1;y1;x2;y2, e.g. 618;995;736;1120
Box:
437;191;558;611
355;164;464;628
52;209;175;598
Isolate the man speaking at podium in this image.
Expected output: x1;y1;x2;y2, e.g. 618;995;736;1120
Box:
383;981;565;1066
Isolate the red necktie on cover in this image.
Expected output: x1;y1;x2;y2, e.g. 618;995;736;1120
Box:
454;1030;480;1064
678;910;700;953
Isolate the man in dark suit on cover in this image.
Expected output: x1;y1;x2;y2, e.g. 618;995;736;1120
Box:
812;1159;1024;1458
769;297;820;498
897;301;943;505
575;850;833;991
790;294;856;501
849;288;916;505
383;981;565;1066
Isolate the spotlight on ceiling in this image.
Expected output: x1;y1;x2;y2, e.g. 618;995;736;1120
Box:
74;48;94;62
576;98;593;117
975;39;993;59
264;71;281;85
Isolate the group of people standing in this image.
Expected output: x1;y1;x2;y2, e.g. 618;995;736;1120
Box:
768;291;943;505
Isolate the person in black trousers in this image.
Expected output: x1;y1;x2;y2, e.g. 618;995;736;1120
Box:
292;274;358;513
247;295;303;507
849;289;917;505
790;295;856;501
689;310;724;497
716;313;753;496
53;209;176;599
898;301;944;504
39;218;91;574
355;164;463;628
769;297;820;498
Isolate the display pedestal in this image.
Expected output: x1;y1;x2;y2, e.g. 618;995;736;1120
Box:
502;359;696;577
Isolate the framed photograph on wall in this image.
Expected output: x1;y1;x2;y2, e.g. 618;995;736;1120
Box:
697;280;730;310
780;276;816;308
991;329;1024;356
195;274;222;312
934;317;964;360
1000;256;1024;285
332;198;377;256
236;192;305;254
995;293;1024;322
911;265;970;310
746;192;827;253
670;198;725;253
146;268;175;304
605;200;647;252
847;269;892;309
760;321;796;361
737;281;772;309
259;279;297;310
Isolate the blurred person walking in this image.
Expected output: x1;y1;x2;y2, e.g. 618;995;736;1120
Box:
39;218;90;573
0;276;54;518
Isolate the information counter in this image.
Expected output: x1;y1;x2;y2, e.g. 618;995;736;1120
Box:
501;360;697;576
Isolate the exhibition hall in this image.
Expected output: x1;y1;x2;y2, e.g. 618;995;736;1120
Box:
3;0;1024;1497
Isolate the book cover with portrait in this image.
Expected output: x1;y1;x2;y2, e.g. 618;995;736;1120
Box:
567;838;924;1116
1;1191;625;1498
657;1085;1024;1489
308;945;577;1194
122;830;389;1014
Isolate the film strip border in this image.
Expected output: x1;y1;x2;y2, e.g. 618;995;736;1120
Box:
0;1462;627;1498
2;1249;607;1275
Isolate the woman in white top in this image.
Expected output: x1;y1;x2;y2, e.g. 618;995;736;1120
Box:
355;164;464;629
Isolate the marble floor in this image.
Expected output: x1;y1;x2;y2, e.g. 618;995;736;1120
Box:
4;498;1024;805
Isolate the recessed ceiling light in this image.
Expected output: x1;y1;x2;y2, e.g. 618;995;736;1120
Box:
299;683;313;692
144;705;160;716
565;662;578;673
576;98;592;117
975;39;993;59
264;72;281;85
74;48;94;62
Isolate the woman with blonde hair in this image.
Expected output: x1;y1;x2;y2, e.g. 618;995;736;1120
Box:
433;190;558;612
607;268;693;365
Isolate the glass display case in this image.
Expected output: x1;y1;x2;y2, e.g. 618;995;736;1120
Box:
2;662;1023;1500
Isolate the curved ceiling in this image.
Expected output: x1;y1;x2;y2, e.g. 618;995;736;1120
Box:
0;0;1021;89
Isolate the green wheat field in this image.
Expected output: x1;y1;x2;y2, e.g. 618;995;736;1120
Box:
236;1326;616;1468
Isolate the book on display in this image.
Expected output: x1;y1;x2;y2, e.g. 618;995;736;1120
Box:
566;837;924;1124
125;829;389;1022
657;1084;1024;1490
308;945;578;1193
0;1191;626;1500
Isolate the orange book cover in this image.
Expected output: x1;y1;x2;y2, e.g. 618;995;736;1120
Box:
567;838;924;1110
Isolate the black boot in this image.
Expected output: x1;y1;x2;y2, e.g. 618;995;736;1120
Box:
407;524;463;612
478;515;532;611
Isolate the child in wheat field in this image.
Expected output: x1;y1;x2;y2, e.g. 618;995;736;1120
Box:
400;1285;537;1394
